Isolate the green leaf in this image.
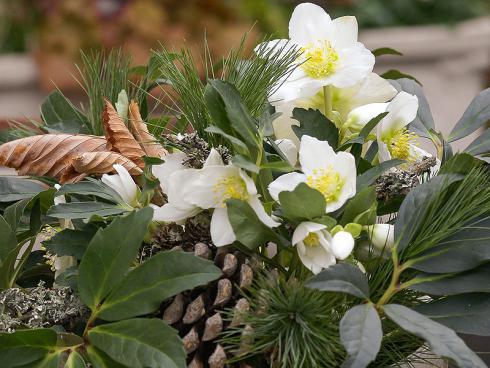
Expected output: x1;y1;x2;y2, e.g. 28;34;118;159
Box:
395;174;462;252
340;304;382;368
78;208;153;310
0;329;57;367
231;155;260;174
0;215;17;266
356;159;403;191
292;108;339;149
47;202;128;219
115;90;129;121
88;319;185;368
372;47;403;57
55;266;78;290
383;304;485;368
227;199;283;249
65;351;87;368
0;177;47;202
43;226;97;260
57;179;124;204
464;128;490;156
86;346;128;368
279;183;326;222
415;293;490;336
4;198;30;233
97;251;221;321
411;264;490;296
341;187;377;226
412;216;490;273
306;263;370;299
382;70;421;85
439;153;483;175
449;88;490;142
205;125;249;151
41;90;89;134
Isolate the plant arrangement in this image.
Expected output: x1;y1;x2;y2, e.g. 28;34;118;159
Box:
1;2;490;367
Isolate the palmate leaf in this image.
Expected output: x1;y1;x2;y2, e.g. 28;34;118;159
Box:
340;304;382;368
306;263;370;299
384;304;485;368
292;108;339;149
97;251;221;321
415;293;490;336
78;207;153;310
88;319;185;368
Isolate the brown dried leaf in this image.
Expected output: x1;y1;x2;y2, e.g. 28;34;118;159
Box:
0;134;107;179
103;99;145;168
128;100;167;158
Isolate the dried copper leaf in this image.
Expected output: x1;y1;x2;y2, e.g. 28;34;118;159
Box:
103;100;145;168
128;100;168;158
0;134;108;179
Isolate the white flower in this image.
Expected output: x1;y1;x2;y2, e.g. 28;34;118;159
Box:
101;165;140;207
377;91;421;162
269;136;356;212
366;224;395;251
292;222;355;274
275;139;298;166
344;102;388;134
258;3;374;102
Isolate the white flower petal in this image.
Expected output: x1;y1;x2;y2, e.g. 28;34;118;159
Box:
331;16;358;49
166;168;200;203
331;231;355;260
344;103;388;132
367;224;394;251
153;152;188;192
211;207;236;247
275;139;298;166
151;203;201;224
292;221;327;245
271;102;300;146
289;3;333;45
299;135;337;175
113;164;138;204
326;43;375;88
247;196;280;228
379;92;419;137
268;172;307;201
239;170;258;196
102;172;134;205
204;148;224;167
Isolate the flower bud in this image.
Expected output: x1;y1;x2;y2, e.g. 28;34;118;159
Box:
366;224;394;250
331;231;355;260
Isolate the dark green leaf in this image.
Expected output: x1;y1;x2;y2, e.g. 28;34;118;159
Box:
449;88;490;142
359;112;389;140
292;108;339;149
372;47;403;57
382;70;421;85
57;179;124;203
88;318;185;368
464;128;490;156
43;226;98;260
411;264;490;296
306;263;370;299
231;155;260;174
65;351;87;368
78;208;153;310
47;202;128;219
415;293;490;336
356;159;403;191
205;125;249;151
384;304;485;368
0;177;47;202
4;198;30;233
279;183;326;222
86;346;128;368
340;304;382;368
395;174;462;252
227;199;283;249
41;90;89;134
55;266;78;290
341;187;377;226
0;329;57;367
439;153;482;175
0;215;17;265
97;251;221;321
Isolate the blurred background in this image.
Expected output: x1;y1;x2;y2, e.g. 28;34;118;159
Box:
0;0;489;149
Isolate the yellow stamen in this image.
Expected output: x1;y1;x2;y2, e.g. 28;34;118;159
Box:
306;166;344;203
300;41;339;79
213;175;249;207
304;232;320;247
384;128;418;160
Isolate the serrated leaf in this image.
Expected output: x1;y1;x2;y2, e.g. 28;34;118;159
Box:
449;88;490;142
97;251;221;321
356;159;403;191
384;304;485;368
279;183;326;222
47;202;128;220
292;108;339;149
340;304;382;368
0;328;57;367
0;177;47;202
306;263;370;299
88;319;185;368
78;208;153;310
415;293;490;336
43;225;98;260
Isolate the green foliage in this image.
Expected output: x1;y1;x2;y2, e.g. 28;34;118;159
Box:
355;159;403;191
291;107;339;149
0;177;47;202
340;186;377;226
40;90;90;134
47;202;129;220
372;47;403;57
0;328;58;366
381;70;421;86
278;183;326;222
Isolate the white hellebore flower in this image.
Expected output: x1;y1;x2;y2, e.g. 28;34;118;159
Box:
184;155;280;247
366;224;395;251
293;222;355;274
269;136;356;212
102;164;140;207
258;2;374;102
275;138;298;166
